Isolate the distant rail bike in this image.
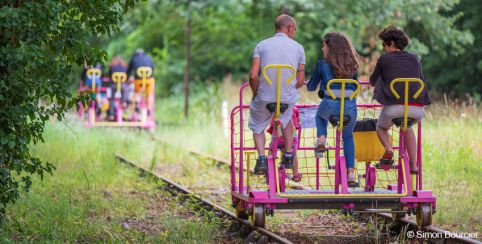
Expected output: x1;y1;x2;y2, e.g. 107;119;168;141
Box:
230;65;436;228
77;67;156;129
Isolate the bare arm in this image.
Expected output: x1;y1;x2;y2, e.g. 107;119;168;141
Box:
295;64;305;89
249;57;261;99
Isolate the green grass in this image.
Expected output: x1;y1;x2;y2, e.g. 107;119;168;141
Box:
423;109;481;232
0;122;225;242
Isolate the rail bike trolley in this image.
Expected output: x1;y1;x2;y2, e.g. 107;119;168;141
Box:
78;67;156;129
230;64;436;228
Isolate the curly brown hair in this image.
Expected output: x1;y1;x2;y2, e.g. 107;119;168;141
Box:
323;32;360;79
378;26;409;50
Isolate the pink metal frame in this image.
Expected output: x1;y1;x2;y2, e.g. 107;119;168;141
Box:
78;77;156;129
230;81;436;210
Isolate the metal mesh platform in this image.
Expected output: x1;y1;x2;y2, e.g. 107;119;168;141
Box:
232;104;402;192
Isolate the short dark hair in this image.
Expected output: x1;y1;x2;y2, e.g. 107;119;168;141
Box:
378;26;409;50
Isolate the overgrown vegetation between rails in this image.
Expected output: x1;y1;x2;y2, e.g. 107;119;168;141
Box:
0;123;227;242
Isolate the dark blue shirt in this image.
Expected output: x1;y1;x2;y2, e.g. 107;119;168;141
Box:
109;64;127;77
307;59;358;94
82;64;103;88
127;52;154;79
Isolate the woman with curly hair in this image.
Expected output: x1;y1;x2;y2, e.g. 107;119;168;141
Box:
307;32;360;186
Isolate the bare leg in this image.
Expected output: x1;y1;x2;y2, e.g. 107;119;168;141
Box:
293;156;299;175
377;127;393;152
254;133;266;156
317;135;326;144
281;120;293;153
404;128;418;171
347;167;355;182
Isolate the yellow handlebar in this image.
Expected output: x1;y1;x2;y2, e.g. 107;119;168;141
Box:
389;78;425;130
86;68;102;92
136;67;152;95
261;64;296;120
389;78;424;99
112;72;127;94
112;72;127;83
325;79;360;132
136;66;152;79
326;79;360;100
262;64;296;86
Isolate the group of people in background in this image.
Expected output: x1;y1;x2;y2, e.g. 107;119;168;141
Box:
81;49;155;121
249;14;431;184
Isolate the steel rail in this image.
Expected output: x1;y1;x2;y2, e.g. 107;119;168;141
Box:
150;136;254;174
374;212;481;244
115;154;293;244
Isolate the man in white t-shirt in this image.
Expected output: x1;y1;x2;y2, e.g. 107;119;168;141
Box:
248;14;306;175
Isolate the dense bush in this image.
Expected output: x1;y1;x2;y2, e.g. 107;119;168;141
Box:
0;0;138;219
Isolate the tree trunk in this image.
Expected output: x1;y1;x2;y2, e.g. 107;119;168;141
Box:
183;10;191;119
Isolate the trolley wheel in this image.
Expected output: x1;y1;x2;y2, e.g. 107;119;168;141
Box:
416;203;432;228
251;204;266;228
236;203;249;220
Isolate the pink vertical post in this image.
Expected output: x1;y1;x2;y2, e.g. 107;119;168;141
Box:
397;132;404;194
89;100;96;125
117;109;122;123
400;130;413;196
151;84;156;124
230;107;238;192
334;137;340;194
116;99;122;123
417;121;423;190
268;129;279;198
316;158;320;190
364;162;370;192
238;84;247;194
334;130;349;193
339;155;349;194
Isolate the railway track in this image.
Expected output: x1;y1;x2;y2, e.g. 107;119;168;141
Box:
115;154;293;244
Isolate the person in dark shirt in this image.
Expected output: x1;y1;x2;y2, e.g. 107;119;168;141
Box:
81;63;109;117
82;63;103;91
107;56;128;121
127;49;155;118
369;26;432;174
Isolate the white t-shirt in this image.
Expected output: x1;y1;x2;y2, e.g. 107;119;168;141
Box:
253;32;306;103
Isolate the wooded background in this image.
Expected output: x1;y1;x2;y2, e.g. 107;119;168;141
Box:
104;0;481;97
